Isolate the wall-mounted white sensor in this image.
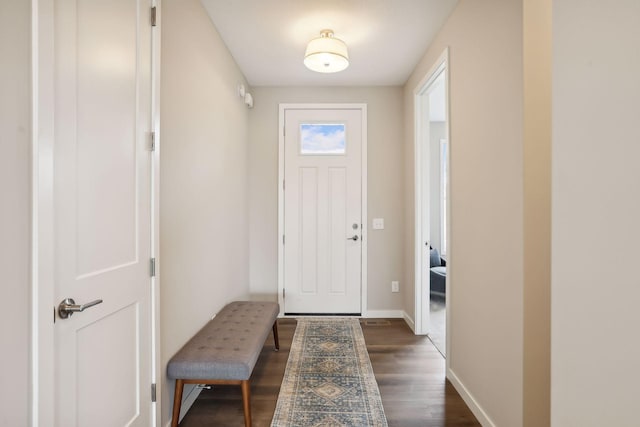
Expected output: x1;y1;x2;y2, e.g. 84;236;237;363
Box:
237;84;246;97
244;92;254;108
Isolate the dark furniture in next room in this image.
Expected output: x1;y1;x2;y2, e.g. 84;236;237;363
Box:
430;247;446;296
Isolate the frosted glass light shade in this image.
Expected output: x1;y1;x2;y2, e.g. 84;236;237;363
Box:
304;30;349;73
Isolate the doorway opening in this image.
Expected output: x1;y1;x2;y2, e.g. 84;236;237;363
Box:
414;49;450;359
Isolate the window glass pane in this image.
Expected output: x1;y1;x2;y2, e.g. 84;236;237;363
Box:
300;123;346;155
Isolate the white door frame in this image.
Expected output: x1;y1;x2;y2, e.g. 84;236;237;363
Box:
150;2;163;423
30;0;162;424
277;103;368;317
413;48;450;360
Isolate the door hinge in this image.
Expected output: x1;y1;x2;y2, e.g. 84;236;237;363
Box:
150;131;156;151
151;383;157;402
150;6;157;26
283;288;285;299
282;180;285;190
282;235;285;245
150;258;156;277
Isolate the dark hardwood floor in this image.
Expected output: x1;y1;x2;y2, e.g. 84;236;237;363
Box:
178;318;479;427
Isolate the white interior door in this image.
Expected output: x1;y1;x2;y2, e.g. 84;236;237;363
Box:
282;107;364;314
53;0;153;425
419;90;432;332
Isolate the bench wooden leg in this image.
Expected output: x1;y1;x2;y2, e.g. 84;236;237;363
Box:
272;320;280;351
171;379;184;427
241;380;251;427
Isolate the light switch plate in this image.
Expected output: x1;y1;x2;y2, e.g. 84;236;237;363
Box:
373;218;384;230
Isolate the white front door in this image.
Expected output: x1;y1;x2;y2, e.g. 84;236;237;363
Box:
282;106;365;314
53;0;154;425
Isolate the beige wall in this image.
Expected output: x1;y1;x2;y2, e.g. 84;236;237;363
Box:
551;2;640;426
160;0;252;423
523;0;551;425
403;0;524;425
0;1;31;425
248;87;405;313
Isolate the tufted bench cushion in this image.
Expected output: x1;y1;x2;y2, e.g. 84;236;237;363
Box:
168;301;279;381
167;301;280;427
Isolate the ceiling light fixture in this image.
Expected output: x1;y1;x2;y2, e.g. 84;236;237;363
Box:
304;29;349;73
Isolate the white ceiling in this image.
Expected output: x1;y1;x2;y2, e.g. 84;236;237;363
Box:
200;0;459;87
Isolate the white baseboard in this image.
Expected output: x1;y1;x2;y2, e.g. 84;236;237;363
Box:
447;368;496;427
363;309;405;318
403;311;416;332
165;383;203;427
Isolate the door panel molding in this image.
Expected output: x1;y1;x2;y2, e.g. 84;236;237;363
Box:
278;104;367;316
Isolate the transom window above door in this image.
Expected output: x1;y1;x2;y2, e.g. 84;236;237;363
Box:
300;123;346;155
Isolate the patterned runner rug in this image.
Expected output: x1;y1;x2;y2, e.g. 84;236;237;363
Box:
271;318;388;427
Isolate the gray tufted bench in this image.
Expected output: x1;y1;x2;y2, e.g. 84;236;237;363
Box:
167;301;280;427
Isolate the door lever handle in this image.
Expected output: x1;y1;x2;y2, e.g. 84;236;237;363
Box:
347;235;359;241
58;298;103;319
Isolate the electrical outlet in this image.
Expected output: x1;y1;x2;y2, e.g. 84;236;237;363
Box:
391;281;399;293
